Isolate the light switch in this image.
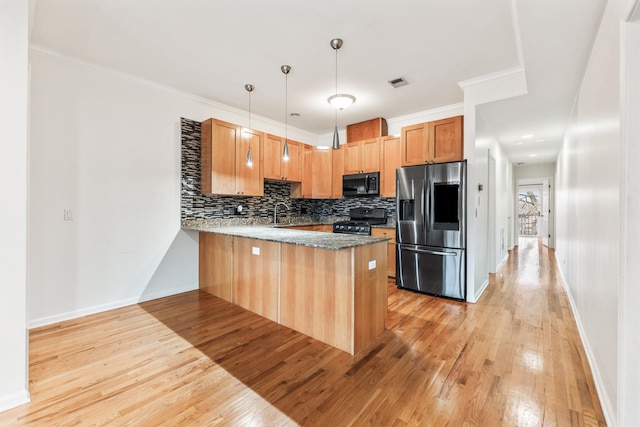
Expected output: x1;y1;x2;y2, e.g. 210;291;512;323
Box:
368;260;376;270
252;247;260;255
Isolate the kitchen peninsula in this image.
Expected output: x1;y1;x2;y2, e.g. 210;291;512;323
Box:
183;221;389;355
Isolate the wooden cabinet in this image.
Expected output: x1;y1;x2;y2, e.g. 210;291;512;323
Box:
332;144;344;199
233;238;280;322
263;134;302;182
201;118;264;196
344;137;381;174
371;227;396;279
311;148;332;198
292;145;332;199
346;117;388;143
380;135;401;198
199;233;233;302
400;115;463;166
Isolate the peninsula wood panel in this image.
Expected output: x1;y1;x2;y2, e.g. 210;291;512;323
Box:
280;245;354;353
371;227;396;278
198;232;233;302
353;241;387;353
232;238;280;322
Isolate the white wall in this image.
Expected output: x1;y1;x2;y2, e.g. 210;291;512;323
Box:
28;49;288;326
554;0;636;424
474;112;514;297
0;0;30;411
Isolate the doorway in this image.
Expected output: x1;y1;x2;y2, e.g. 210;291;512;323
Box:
517;177;553;247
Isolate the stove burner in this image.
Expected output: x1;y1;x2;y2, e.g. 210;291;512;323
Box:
332;208;387;236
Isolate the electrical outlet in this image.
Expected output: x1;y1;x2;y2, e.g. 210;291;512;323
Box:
252;247;260;256
64;209;73;221
368;260;376;270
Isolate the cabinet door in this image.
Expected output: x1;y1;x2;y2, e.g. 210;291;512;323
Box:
263;134;283;180
282;140;302;182
332;145;344;199
401;122;428;166
199;232;233;302
236;128;264;196
202;119;238;195
381;136;401;198
233;238;280;322
312;148;332;199
343;142;362;174
361;138;381;172
301;144;313;198
429;116;463;163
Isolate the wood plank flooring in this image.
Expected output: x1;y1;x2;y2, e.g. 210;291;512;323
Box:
0;238;606;426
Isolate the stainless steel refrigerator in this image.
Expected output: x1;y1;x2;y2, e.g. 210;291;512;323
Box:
396;161;466;300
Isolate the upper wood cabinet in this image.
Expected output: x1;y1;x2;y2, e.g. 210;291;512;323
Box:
380;135;401;198
201;118;264;196
292;145;333;199
311;148;332;199
263;134;302;182
400;115;463;166
346;117;388;143
344;137;381;174
332;145;345;199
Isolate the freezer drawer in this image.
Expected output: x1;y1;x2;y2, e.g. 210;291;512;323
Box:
396;244;465;300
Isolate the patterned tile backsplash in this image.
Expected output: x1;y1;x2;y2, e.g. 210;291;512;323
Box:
181;118;396;222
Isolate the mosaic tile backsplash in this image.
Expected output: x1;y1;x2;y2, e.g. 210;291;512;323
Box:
181;118;396;222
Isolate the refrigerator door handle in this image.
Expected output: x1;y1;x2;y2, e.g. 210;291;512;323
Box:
398;245;456;257
422;180;427;233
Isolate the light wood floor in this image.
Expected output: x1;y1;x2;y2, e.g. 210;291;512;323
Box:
0;238;606;426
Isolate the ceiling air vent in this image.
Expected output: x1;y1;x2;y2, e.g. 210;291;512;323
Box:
388;77;409;88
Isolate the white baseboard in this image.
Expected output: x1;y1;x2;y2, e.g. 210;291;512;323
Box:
0;389;30;413
471;278;490;303
496;253;509;271
554;254;616;427
29;284;197;329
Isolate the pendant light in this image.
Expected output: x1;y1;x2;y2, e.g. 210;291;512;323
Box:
244;84;255;168
281;65;291;161
328;38;356;150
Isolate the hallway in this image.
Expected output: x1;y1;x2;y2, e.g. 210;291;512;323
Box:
0;239;605;426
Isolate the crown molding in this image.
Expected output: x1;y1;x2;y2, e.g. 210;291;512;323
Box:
28;44;319;144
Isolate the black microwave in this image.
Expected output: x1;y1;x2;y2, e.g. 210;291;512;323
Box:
342;172;380;197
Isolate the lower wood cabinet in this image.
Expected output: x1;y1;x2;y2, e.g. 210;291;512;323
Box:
371;227;396;279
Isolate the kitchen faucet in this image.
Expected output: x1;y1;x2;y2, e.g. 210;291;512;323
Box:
273;202;289;224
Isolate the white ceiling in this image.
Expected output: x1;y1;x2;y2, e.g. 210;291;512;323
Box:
29;0;606;165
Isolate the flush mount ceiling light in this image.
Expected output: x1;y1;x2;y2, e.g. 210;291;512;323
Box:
281;65;291;161
244;84;255;168
328;38;355;150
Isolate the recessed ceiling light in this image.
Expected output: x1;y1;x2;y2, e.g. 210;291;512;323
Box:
290;112;301;117
528;154;537;157
517;162;525;166
521;134;533;139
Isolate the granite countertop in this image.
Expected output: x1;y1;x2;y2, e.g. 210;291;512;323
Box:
182;220;390;250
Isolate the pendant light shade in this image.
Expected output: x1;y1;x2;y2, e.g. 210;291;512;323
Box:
244;84;255;168
281;65;291;161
